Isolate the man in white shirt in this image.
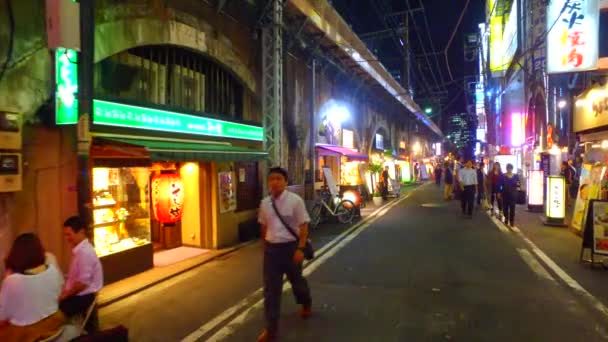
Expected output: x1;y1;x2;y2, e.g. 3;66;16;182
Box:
60;216;103;331
458;160;478;217
257;167;312;342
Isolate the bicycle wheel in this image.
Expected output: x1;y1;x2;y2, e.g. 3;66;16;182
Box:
309;203;322;229
336;200;355;224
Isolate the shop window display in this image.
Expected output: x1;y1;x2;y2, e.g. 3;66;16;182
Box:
92;167;152;257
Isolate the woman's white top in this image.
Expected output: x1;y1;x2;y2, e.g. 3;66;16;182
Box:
0;264;64;326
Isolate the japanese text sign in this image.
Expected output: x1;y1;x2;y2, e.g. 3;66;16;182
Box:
546;176;566;219
547;0;599;73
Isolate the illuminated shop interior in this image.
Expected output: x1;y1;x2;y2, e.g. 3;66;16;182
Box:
92;167;152;257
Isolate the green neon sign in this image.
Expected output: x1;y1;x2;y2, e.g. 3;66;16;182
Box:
55;48;79;125
93;100;264;141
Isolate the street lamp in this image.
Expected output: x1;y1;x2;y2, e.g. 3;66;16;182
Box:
424;107;432;115
413;141;421;155
558;100;567;109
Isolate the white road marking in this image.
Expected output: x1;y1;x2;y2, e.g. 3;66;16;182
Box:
521;235;608;319
488;211;608;321
489;215;510;233
516;248;556;282
181;185;425;342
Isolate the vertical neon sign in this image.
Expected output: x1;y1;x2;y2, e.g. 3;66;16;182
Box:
511;112;523;147
55;48;78;125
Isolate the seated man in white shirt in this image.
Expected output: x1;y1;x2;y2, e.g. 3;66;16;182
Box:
60;216;103;331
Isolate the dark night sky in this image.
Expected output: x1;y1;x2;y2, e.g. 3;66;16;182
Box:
331;0;485;123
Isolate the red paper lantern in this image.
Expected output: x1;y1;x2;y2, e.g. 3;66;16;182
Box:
152;173;185;224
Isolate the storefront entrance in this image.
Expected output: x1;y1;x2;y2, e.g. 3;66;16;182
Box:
90;137;264;283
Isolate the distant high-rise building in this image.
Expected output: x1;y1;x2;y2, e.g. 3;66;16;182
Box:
447;112;477;158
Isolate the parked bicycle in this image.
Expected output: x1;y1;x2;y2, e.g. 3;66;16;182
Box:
309;188;356;229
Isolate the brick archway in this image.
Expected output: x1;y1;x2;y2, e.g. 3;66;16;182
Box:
95;18;257;94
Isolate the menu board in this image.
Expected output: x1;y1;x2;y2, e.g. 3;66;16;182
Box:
572;164;591;231
322;167;339;197
546;176;566;219
575;164;606;232
218;171;236;213
527;170;544;206
591;201;608;256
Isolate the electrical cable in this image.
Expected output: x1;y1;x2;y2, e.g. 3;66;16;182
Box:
403;0;445;96
0;0;15;87
418;0;449;87
444;0;471;81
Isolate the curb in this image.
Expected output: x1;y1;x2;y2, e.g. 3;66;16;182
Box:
98;240;257;308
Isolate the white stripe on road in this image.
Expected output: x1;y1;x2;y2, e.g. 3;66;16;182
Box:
518;233;608;319
181;184;426;342
488;213;608;321
516;248;556;282
490;215;511;233
205;222;373;342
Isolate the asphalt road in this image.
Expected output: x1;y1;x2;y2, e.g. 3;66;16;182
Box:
101;184;608;341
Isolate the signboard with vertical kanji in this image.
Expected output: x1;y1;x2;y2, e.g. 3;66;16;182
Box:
547;0;599;73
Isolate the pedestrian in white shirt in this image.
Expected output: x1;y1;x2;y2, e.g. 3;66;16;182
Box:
257;167;312;342
458;160;478;217
60;216;103;331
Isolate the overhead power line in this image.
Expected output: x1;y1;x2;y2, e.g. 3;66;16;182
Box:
444;0;471;81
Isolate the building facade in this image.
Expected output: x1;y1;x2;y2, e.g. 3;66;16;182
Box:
0;0;441;282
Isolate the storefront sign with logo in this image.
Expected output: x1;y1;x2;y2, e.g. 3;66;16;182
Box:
574;83;608;132
55;48;79;125
546;176;566;220
547;0;599;74
93;100;264;141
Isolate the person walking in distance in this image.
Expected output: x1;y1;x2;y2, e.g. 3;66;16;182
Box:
381;166;390;200
257;167;312;342
560;161;575;206
444;163;454;200
476;162;485;208
458;160;478;217
488;162;503;217
499;163;521;227
435;165;443;186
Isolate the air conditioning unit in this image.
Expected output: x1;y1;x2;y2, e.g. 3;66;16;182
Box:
0;153;22;192
0;112;21;150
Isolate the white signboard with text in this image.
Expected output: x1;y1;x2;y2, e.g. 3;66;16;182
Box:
547;0;599;74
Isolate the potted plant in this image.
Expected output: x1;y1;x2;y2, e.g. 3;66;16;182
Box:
368;163;384;206
372;185;383;206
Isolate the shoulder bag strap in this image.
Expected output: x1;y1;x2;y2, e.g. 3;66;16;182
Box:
270;199;300;241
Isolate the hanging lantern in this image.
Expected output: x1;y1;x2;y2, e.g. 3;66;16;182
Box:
151;173;185;224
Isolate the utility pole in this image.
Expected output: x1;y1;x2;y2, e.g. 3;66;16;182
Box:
402;14;411;97
262;0;284;170
308;58;316;199
77;0;94;227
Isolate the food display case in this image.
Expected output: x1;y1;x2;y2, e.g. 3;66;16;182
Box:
92;167;153;283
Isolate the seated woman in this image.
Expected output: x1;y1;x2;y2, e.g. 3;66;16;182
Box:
0;233;65;342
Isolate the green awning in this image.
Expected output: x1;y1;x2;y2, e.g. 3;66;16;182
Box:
105;137;268;162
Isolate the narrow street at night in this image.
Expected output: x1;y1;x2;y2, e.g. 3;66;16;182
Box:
100;184;608;341
3;0;608;341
